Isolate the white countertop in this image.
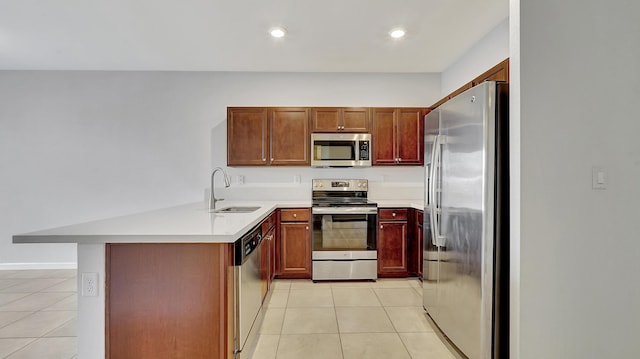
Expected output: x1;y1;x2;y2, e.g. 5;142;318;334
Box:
374;199;424;210
13;201;310;244
13;199;425;245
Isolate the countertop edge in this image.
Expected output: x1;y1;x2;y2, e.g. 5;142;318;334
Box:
13;199;427;245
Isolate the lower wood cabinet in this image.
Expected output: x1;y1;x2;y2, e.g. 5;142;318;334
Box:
106;243;234;359
377;208;409;277
408;209;423;277
277;208;311;278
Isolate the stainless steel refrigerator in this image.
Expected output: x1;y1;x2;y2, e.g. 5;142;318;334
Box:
423;81;509;359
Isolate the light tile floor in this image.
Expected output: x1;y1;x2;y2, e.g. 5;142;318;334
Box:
0;269;77;359
250;278;458;359
0;271;458;359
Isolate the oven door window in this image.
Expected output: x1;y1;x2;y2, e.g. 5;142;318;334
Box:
312;213;377;251
313;141;356;161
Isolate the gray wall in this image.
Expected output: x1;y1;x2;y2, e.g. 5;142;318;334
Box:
513;0;640;357
0;71;440;267
441;17;509;96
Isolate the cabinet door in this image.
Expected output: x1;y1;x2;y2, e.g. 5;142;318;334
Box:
372;108;396;165
472;58;509;86
268;227;276;282
260;236;269;302
396;108;424;165
408;209;423;277
269;108;310;166
341;108;370;132
416;222;423;277
227;108;268;166
311;108;341;132
377;221;408;276
280;222;311;278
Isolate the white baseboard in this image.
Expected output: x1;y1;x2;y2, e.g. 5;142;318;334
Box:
0;262;77;270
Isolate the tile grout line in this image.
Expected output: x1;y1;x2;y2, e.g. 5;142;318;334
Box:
330;286;346;359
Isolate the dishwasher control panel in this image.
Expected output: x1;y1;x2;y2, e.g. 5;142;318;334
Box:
234;226;262;265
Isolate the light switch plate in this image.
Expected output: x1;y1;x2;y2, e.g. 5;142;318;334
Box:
592;166;606;190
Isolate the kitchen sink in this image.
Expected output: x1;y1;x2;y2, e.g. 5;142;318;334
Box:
213;206;261;213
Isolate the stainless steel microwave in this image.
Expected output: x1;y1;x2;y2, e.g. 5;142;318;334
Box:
311;133;372;167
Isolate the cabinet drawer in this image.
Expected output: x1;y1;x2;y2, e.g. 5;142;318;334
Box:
280;208;310;222
378;209;408;221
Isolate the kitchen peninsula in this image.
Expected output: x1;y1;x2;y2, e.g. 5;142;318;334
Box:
13;201;307;359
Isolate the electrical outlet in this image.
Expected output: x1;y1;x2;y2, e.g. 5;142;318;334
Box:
81;272;99;297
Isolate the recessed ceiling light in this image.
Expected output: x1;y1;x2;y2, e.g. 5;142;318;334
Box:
270;27;287;38
389;29;406;39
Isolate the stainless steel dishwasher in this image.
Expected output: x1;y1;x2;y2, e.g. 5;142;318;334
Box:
234;225;264;358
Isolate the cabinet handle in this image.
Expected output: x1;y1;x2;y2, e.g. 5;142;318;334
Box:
392;212;396;217
380;225;383;229
293;213;297;218
305;226;309;230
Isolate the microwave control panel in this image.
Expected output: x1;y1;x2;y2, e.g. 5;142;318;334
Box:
359;141;370;160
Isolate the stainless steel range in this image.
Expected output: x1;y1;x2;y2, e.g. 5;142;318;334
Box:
311;179;378;281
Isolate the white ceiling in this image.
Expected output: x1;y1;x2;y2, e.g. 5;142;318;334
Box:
0;0;508;72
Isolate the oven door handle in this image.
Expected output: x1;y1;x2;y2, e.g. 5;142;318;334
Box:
312;207;378;215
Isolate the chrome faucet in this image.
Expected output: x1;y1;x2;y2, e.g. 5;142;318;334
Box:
209;167;231;211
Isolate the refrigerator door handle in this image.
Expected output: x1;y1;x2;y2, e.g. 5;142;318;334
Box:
429;134;440;246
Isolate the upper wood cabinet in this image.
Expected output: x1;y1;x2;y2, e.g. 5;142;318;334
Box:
311;107;370;133
269;108;310;165
472;58;509;86
431;58;509;109
227;107;310;166
227;107;268;166
372;108;427;166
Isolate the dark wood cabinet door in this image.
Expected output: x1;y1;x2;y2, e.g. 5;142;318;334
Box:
341;107;370;132
372;108;396;165
378;220;408;277
280;222;311;278
416;222;423;277
408;209;424;277
311;108;341;132
311;107;370;132
396;108;425;165
260;235;269;301
269;108;310;166
227;107;268;166
268;227;276;283
472;58;509;86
